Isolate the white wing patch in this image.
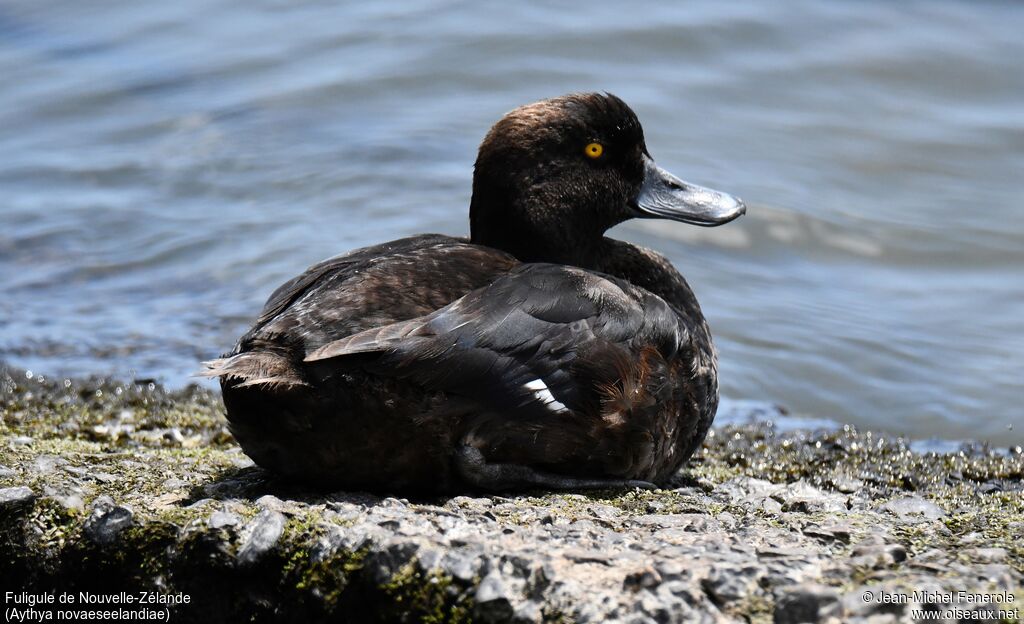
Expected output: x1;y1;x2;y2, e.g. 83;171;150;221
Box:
524;378;569;413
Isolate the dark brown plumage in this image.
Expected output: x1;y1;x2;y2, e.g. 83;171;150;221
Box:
202;93;745;493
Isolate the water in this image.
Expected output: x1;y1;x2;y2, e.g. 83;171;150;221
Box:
1;1;1022;445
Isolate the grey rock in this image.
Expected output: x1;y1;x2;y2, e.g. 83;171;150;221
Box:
161;477;189;490
63;465;119;483
49;491;85;512
208;510;242;529
237;510;286;565
443;549;484;584
32;454;66;475
475;570;516;622
761;497;784;515
255;494;286;511
84;497;134;545
366;539;421;584
512;599;543;623
0;486;36;513
802;523;853;543
961;547;1008;563
773;583;839;623
702;564;762;606
623;566;662;591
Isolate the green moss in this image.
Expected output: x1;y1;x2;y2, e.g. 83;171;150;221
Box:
380;562;470;624
26;497;82;552
295;548;368;606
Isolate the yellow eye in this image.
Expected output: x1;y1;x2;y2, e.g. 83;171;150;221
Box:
584;142;604;159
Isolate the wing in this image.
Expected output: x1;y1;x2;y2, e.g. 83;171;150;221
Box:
201;234;518;388
239;234;518;350
305;263;687;418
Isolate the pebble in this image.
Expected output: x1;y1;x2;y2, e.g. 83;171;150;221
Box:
83;497;134;545
208;510;242;529
474;571;516;622
774;583;840;624
237;510;286;565
0;486;36;512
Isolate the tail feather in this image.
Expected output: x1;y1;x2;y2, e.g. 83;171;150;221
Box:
198;351;309;389
304;317;424;362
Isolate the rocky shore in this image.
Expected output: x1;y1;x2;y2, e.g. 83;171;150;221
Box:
1;366;1021;623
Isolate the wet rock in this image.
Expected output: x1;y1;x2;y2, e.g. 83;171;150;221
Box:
236;509;286;565
879;496;945;521
829;475;864;494
776;481;847;514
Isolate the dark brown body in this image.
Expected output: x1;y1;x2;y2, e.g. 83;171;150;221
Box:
204;93;742;493
214;234;717;492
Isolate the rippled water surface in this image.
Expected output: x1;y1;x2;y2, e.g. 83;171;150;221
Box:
2;1;1022;444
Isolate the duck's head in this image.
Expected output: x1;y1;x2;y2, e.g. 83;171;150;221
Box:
470;92;745;265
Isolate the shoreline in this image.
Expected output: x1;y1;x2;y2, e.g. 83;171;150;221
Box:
2;366;1021;622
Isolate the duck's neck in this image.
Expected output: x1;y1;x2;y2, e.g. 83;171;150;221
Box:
470;192;611;266
470;194;701;317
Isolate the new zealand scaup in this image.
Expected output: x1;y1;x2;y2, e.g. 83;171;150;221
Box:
202;93;745;493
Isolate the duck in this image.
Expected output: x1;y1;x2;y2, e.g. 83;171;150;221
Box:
201;93;745;493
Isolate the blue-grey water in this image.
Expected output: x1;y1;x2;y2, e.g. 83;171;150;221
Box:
1;1;1022;445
